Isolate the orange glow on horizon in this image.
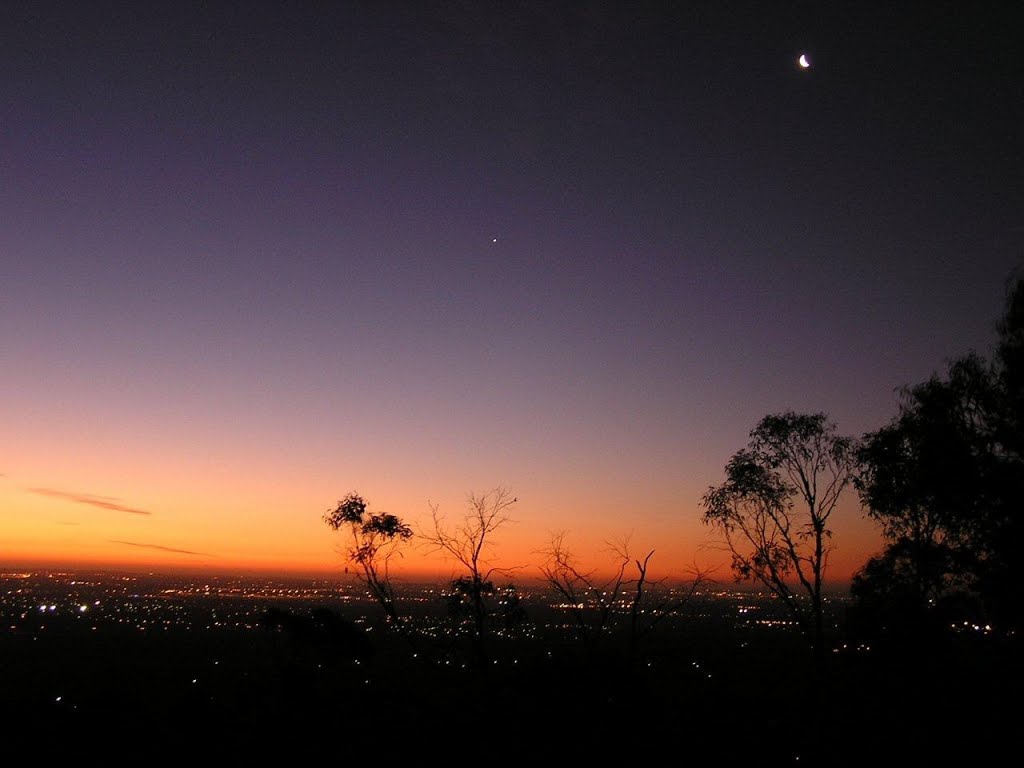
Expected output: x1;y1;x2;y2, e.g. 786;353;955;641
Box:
2;446;883;587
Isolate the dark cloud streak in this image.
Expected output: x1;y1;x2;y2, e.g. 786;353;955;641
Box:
29;488;153;516
109;540;210;557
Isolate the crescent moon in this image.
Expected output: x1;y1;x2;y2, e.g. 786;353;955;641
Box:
798;54;810;69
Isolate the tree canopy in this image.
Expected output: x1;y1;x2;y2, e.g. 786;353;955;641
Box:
324;493;413;629
855;274;1024;633
702;411;857;658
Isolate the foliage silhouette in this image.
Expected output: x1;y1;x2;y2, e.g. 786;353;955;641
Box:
702;412;857;659
856;274;1024;632
323;492;413;634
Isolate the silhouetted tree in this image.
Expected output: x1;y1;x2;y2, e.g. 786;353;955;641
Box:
540;533;633;650
425;486;519;663
540;533;707;659
996;273;1024;448
855;275;1024;631
989;273;1024;625
446;577;526;631
854;357;996;633
848;539;979;641
702;412;857;660
323;492;413;633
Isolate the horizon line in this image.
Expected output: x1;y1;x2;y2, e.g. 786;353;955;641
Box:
0;558;854;591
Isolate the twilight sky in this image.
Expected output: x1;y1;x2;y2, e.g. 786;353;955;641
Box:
2;2;1021;581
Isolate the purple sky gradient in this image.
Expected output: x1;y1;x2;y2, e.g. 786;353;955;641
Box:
2;2;1020;575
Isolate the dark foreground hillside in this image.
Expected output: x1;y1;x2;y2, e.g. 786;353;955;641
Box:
2;601;1017;765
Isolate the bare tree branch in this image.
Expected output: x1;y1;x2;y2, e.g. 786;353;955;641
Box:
421;487;520;665
540;533;711;659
